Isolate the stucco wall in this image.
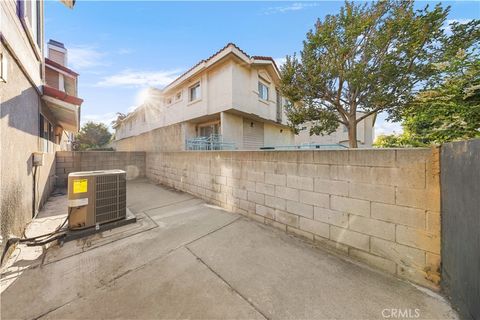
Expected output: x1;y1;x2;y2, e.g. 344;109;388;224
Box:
146;148;441;289
264;122;294;147
221;112;244;149
295;113;375;147
115;122;185;152
0;43;56;242
55;151;146;187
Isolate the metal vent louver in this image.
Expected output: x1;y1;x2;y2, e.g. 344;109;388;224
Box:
95;174;126;224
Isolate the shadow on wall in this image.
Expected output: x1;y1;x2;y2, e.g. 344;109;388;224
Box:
0;87;40;138
0;184;25;246
1;87;58;244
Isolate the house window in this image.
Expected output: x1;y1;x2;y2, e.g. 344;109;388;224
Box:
0;52;7;82
19;0;42;48
258;81;269;100
189;82;201;102
198;122;220;137
166;97;172;105
39;114;52;152
175;91;182;100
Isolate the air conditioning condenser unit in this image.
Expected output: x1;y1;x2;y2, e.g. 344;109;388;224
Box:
67;170;126;230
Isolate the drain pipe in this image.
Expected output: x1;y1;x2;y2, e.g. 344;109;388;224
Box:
32;165;37;218
32;152;44;218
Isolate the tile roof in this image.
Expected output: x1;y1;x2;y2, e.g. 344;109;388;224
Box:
43;85;83;105
165;43;278;91
45;58;79;77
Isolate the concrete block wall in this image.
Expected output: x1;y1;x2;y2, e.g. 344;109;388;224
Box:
55;151;146;187
146;148;441;289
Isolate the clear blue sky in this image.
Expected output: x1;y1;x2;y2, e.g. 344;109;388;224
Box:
45;1;480;136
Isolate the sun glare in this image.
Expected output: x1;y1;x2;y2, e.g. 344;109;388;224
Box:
136;88;151;105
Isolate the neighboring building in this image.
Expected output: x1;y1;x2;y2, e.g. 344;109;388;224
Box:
294;113;376;148
114;43;295;151
44;39;82;151
0;0;81;243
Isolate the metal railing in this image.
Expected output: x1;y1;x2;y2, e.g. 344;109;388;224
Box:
185;134;236;151
260;143;348;150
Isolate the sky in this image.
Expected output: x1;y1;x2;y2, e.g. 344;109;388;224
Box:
44;0;480;137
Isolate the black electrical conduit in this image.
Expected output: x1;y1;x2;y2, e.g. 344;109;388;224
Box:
1;208;73;266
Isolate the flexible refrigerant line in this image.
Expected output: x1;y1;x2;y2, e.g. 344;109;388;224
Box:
1;208;73;265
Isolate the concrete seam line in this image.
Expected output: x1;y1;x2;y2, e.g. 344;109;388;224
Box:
32;298;77;320
183;216;242;247
42;215;158;266
142;197;197;214
185;246;271;320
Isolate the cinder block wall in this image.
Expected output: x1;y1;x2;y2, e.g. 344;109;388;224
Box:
55;151;146;187
146;148;441;289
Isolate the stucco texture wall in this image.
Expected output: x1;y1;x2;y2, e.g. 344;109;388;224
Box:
146;148;441;289
115;123;185;152
264;122;294;147
0;44;56;242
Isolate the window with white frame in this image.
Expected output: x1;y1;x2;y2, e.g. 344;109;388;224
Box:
175;91;182;100
39;114;54;152
20;0;42;49
189;82;201;102
258;81;269;101
0;52;7;82
166;97;172;105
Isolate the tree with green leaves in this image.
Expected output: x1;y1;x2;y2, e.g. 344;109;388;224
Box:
75;121;112;150
280;1;470;148
375;20;480;147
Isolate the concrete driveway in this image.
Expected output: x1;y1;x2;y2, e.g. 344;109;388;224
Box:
1;179;456;319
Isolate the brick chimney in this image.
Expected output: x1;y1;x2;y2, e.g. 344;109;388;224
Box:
47;39;67;66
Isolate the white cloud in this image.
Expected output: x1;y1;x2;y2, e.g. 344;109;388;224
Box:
96;69;182;88
81;112;117;128
68;46;107;70
264;2;318;15
443;19;473;35
374;120;403;138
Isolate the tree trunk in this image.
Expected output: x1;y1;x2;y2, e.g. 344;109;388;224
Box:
348;122;358;148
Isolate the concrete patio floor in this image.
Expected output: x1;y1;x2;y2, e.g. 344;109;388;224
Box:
1;179;457;319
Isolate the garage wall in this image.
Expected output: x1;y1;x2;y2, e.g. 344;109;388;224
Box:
243;118;264;150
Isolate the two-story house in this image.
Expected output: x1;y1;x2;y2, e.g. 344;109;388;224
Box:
114;43;295;151
0;0;81;243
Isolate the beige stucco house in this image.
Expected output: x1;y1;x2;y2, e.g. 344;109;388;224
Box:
114;43;294;151
0;0;81;243
294;113;375;148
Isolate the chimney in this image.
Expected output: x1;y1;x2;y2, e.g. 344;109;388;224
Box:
47;39;67;66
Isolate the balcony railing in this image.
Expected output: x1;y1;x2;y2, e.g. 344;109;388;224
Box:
185;134;236;151
260;143;348;150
